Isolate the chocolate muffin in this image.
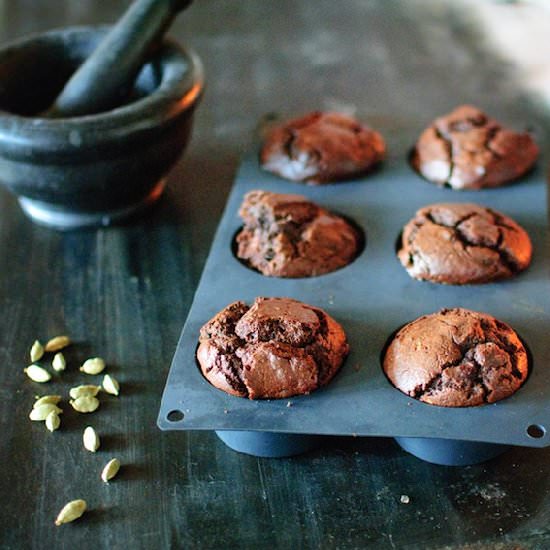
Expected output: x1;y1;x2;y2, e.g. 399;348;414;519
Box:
236;190;361;278
197;297;349;399
383;308;529;407
398;203;532;284
260;111;386;184
410;105;538;190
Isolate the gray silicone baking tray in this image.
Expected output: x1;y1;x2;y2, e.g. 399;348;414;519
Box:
158;140;550;465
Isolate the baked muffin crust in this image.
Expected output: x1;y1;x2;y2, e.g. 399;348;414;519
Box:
236;190;361;278
383;308;529;407
410;105;538;190
197;297;349;399
261;111;386;184
398;202;532;284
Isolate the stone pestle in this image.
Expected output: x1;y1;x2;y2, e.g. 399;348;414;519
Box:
45;0;192;118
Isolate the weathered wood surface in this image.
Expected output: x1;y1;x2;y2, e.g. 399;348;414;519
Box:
0;1;549;549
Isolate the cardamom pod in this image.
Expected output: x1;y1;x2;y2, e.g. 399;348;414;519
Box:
54;499;86;526
101;458;120;483
30;340;44;362
34;395;62;407
83;426;100;452
80;357;106;375
102;374;120;396
24;364;51;383
52;352;66;372
70;395;100;413
45;335;71;353
29;403;62;421
69;385;101;400
45;411;61;432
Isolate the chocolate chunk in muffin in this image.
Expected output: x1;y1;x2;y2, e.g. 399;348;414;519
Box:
236;190;361;278
398;203;532;284
383;308;529;407
410;105;538;190
197;297;349;399
260;111;386;184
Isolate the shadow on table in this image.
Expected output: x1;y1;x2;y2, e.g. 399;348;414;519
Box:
312;434;550;541
443;445;550;538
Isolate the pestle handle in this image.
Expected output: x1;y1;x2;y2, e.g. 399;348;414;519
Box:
46;0;192;118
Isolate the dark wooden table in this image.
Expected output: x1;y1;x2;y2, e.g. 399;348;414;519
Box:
1;1;549;548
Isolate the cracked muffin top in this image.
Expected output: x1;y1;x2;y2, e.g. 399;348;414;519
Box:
197;297;349;399
410;105;538;190
398;203;532;285
383;308;529;407
236;190;361;278
260;111;386;184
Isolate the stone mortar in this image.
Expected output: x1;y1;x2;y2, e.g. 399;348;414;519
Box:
0;26;204;229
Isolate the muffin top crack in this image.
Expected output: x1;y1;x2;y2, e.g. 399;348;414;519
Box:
398;202;532;285
197;297;349;399
260;111;386;184
237;190;362;278
383;308;528;407
410;105;538;190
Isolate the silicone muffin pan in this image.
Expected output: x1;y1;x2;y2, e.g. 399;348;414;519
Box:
158;137;549;465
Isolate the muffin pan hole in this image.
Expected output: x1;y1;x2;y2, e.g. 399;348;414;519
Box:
166;410;185;422
231;212;366;279
527;424;546;439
